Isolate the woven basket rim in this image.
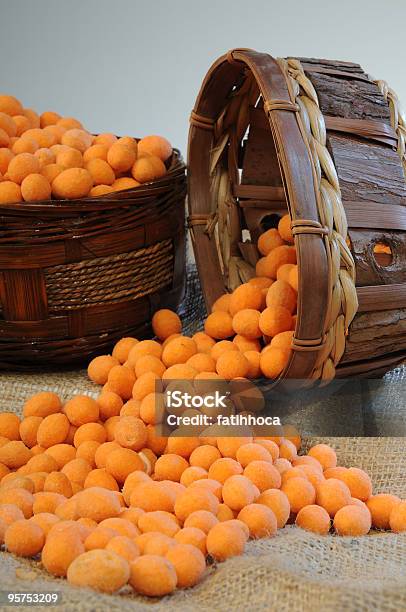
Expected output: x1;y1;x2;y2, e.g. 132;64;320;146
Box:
0;148;185;215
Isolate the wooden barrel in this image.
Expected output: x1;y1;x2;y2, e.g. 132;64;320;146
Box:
188;49;406;383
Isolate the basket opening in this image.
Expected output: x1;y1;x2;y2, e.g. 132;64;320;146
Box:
373;241;393;267
260;213;281;232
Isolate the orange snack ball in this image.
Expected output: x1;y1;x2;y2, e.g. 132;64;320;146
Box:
21;108;40;127
278;439;298;461
216;503;234;522
132;372;161;403
112;176;140;191
137;512;179;538
192;331;216;354
259;306;292;337
83;468;119;491
217;437;253;460
90;185;115;197
83;143;109;163
221;475;257;511
333;504;371;536
88;355;119;383
90;132;116;146
166;436;200;459
36;413;70;448
12;136;39;154
389;500;406;533
130;554;177;597
147;424;169;456
0;441;32;468
107;142;136;172
94;441;120;469
5;519;45;557
19;416;42;448
232;308;261;339
34;147;55;168
74;441;99;467
106;535;140;562
140;531;175;556
138;135;172;161
298;465;325;488
166;542;206;589
270;331;294;351
98;391;123;420
162;336;197;367
277;263;296;283
139;392;165;425
107;365;136;400
0;181;22;204
122;472;151;506
0;504;25;526
104;416;120;441
316;478;352;517
153;454;188;483
0;462;10;481
135;355;165;378
174;526;207;554
0;412;21;440
7;152;40;184
61;128;92;152
281;466;307;484
236;443;273;467
119;507;145;527
189;478;222;501
260;347;290;379
1;475;34;493
0;147;14;174
52;167;93;199
29;512;60;536
216;351;249;380
296;504;331;535
324;466;349;479
233;335;261;352
23;453;58;475
61;458;92;485
76;487;121;522
99;517;139;539
43;124;66;142
244;461;281;492
129;481;175;513
257;489;290;528
40;111;61;127
206;520;246;560
281;477;316;514
211;341;238;362
67;549;130;593
42;529;84;576
105;448;145;484
120;399;141;418
238;503;278;538
85;158;115;185
84;526;118;550
24;392;61;419
0;127;11;147
366;493;401;530
0;488;34;518
0;112;17;136
174;487;219;522
64;395;100;426
184;510;218;534
288;265;298;291
46;444;76;470
0;94;22;116
180;466;208;487
208;457;243;483
55;146;83;169
260;245;297;279
56;116;83;130
212;293;231;314
229;283;263;317
278;214;294;243
43;471;73;498
266;280;297;313
308;444;337;470
114;416;147;451
73;423;106;449
336;467;372;501
204;311;234;340
255;439;280;461
189;445;221;471
186;353;216;373
240;351;260;380
258;228;285;256
54;497;78;521
132;155;166;182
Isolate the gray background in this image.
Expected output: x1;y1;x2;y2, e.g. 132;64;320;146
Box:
0;0;405;156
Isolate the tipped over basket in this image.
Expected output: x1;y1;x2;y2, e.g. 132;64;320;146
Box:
188;49;406;384
0;149;186;368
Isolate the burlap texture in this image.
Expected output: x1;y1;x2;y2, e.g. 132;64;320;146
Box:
0;267;405;611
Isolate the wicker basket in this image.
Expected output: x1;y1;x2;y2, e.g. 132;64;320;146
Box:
188;49;406;384
0;149;186;368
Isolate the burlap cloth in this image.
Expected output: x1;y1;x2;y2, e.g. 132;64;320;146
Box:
0;267;405;611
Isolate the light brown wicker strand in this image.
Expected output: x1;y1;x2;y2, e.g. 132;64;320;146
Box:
279;57;359;383
374;79;406;177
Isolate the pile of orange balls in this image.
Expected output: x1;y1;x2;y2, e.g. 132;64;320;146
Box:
0;93;172;204
0;318;405;596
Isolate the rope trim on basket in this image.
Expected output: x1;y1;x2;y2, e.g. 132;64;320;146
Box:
44;239;174;311
374;79;406;177
279;57;359;383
